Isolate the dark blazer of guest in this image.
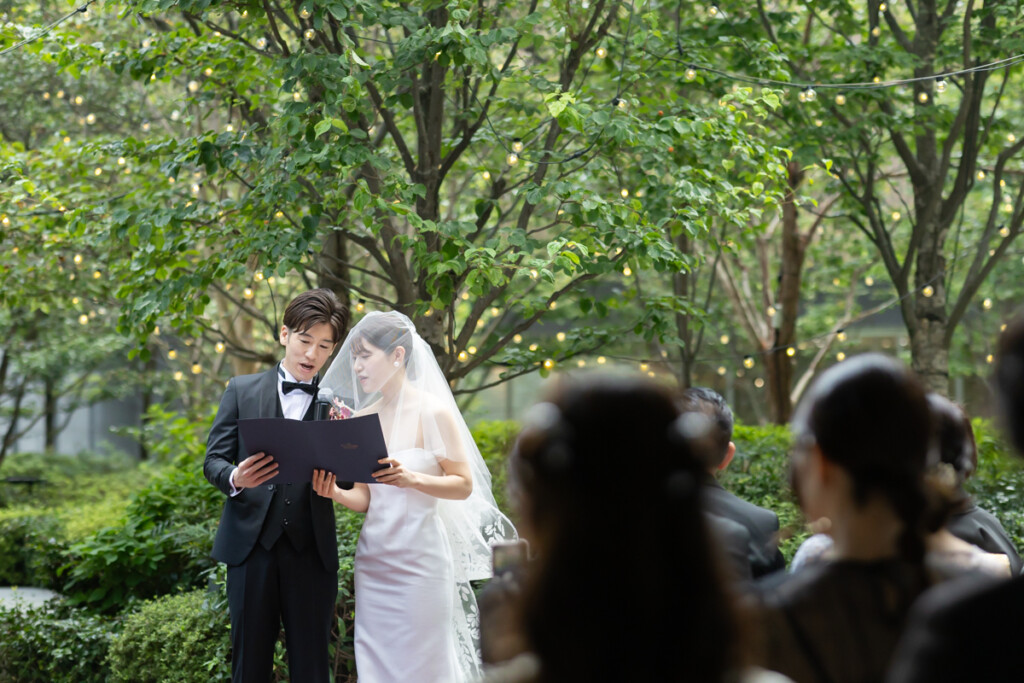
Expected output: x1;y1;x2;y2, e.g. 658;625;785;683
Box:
204;367;338;572
701;478;786;578
946;503;1022;576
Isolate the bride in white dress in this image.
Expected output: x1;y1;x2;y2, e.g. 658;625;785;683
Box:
311;311;516;682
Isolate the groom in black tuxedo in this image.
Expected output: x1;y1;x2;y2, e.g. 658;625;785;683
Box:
204;288;347;683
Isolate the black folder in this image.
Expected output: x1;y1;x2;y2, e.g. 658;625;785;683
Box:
237;414;389;484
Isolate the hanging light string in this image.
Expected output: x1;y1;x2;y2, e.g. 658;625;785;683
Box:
667;48;1024;92
600;237;1017;372
0;0;98;58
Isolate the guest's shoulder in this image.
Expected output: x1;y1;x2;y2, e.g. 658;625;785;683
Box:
703;482;779;524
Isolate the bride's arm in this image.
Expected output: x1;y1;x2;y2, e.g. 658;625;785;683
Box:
373;409;473;500
312;470;370;512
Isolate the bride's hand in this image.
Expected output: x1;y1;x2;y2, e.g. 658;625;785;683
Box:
372;457;419;488
312;469;341;501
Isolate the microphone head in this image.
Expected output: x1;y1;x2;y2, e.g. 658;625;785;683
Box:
317;387;335;402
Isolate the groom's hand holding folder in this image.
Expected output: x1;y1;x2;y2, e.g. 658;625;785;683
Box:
237;414;389;484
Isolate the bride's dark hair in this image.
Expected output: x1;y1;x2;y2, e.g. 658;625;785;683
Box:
350;313;413;367
510;377;741;682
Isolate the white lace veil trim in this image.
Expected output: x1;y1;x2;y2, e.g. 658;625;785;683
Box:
320;311;517;679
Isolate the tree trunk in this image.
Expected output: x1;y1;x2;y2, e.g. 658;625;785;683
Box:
766;162;805;424
44;376;58;451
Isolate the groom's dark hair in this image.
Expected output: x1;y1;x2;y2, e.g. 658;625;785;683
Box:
282;288;347;343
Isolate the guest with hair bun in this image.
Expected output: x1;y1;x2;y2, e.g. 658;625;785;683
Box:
753;354;937;683
484;377;792;683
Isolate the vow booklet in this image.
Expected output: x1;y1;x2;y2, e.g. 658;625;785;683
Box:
237;414;389;484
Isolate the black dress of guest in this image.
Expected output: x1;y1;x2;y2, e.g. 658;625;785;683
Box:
755;559;931;683
946;503;1022;575
886;573;1023;682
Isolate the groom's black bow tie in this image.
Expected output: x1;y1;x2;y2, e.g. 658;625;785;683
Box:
278;365;318;395
281;380;317;395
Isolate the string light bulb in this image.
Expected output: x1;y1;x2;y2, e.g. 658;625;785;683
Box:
481;170;491;180
86;113;96;124
529;343;539;351
191;363;202;375
596;46;607;58
935;78;948;93
188;80;200;92
92;270;101;279
799;87;817;103
983;298;993;310
168;349;178;360
256;37;268;49
917;91;929;104
976;170;986;181
871;26;881;37
514;334;523;343
506;152;519;166
556;332;566;342
922;285;935;298
1008;133;1017;143
511;139;524;153
355;299;366;312
78;314;89;325
204;67;213;77
543;359;554;369
469;346;478;355
304;29;315;40
986;354;994;364
743;356;755;369
243;287;254;300
684;66;697;82
836;352;846;361
717;366;727;375
622;265;632;276
620;188;629;198
597;356;607;364
1000;225;1011;236
837;329;848;342
865;276;874;286
578;359;587;368
215;342;226;353
719;334;730;344
879;2;887;10
299;7;311;18
891;211;901;221
0;215;9;227
786;347;796;357
708;4;720;16
834;93;846;106
613;97;627;111
73;253;83;264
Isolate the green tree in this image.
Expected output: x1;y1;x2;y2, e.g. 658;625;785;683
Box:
3;0;788;402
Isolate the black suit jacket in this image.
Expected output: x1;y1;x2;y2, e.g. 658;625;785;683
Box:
204;367;338;572
701;478;786;578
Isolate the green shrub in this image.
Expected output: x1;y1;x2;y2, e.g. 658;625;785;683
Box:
0;450;150;510
967;419;1024;552
0;510;65;587
0;599;114;683
471;419;521;517
106;589;230;683
60;455;222;613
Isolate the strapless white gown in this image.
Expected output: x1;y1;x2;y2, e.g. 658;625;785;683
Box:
354;448;466;682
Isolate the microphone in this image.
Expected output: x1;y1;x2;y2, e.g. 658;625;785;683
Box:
315;387;334;421
315;386;354;490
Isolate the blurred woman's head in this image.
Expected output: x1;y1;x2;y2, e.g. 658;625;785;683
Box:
790;354;932;560
510;377;739;682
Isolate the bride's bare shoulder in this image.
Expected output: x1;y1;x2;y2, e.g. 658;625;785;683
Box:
355;398;384;417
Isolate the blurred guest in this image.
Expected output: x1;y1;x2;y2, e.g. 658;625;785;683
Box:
679;387;786;578
484;378;792;683
927;394;1021;575
887;316;1024;682
754;354;936;683
789;393;1015;579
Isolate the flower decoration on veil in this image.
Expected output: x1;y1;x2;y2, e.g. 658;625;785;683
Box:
329;397;353;420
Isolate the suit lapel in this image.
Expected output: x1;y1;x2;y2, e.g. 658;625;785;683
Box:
257;366;283;418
